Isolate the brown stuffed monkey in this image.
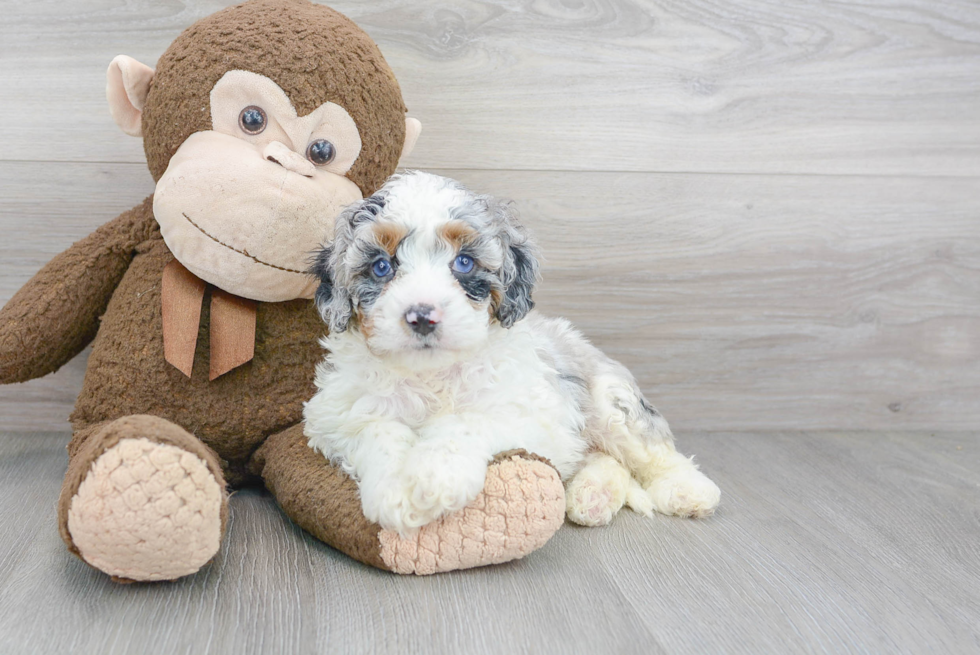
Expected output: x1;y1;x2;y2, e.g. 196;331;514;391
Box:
0;0;565;581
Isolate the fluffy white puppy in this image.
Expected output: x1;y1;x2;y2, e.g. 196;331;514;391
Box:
304;171;720;535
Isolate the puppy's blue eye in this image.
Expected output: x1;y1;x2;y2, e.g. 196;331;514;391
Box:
452;254;475;274
372;259;392;277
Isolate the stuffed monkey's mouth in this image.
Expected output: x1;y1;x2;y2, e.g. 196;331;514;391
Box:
182;212;306;275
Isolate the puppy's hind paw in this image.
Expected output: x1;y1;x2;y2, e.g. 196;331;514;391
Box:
646;469;720;518
566;480;621;526
565;454;630;527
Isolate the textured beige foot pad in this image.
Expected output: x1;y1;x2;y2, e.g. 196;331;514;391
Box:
67;437;224;581
377;452;566;575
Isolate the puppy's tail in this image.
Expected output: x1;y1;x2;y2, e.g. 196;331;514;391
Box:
625;477;655;516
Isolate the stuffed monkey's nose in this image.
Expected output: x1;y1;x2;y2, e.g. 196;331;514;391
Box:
404;304;441;336
263;141;315;177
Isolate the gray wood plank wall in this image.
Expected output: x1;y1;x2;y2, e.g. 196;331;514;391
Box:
1;0;978;432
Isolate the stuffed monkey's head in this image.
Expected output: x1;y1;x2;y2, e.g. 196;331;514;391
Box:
107;0;421;301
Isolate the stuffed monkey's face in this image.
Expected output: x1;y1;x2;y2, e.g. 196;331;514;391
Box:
152;71;365;302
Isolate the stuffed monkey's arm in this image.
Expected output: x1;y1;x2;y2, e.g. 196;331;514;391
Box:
0;197;157;384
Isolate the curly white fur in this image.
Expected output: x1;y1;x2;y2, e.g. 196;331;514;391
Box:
304;171;720;535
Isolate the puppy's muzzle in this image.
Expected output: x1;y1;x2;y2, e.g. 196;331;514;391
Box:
404;304;441;336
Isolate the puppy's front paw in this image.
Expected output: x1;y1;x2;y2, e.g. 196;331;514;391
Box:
360;478;424;535
373;489;426;535
409;455;486;513
363;473;484;536
376;447;487;534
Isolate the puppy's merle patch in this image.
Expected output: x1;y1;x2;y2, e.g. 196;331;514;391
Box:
456;274;493;302
350;193;386;226
351;247;396;311
640;397;661;418
452;259;493;302
310;244;335;320
559;373;588;390
495;242;538;328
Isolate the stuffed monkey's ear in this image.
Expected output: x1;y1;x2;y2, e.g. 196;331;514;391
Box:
106;55;155;137
400;117;422;162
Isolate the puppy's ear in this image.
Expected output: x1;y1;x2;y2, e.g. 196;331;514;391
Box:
496;241;539;327
310;244;334;321
310;244;352;333
310;246;350;332
493;203;540;328
312;193;386;333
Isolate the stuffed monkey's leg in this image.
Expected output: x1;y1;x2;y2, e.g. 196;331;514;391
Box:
59;415;228;582
253;424;567;575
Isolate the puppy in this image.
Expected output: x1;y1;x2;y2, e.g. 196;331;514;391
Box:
304;171;720;535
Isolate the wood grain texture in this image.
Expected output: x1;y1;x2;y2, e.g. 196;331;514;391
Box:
2;162;977;431
0;430;977;654
1;0;979;175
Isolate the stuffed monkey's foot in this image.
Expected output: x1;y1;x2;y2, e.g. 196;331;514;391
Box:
61;416;227;582
256;425;566;576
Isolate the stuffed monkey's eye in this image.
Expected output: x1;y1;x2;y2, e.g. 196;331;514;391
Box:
452;254;475;274
371;258;392;278
307;139;336;166
239;106;267;134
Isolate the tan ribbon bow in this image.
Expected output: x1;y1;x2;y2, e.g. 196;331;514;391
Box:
162;260;257;380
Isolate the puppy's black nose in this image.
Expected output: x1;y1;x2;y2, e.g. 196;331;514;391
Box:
405;304;439;336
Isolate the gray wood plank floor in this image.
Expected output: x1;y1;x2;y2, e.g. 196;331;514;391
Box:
1;430;977;655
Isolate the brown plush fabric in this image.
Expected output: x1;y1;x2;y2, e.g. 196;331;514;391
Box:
253;423;388;570
492;448;556;468
68;202;324;485
58;414;229;557
141;0;408;196
0;198;157;383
